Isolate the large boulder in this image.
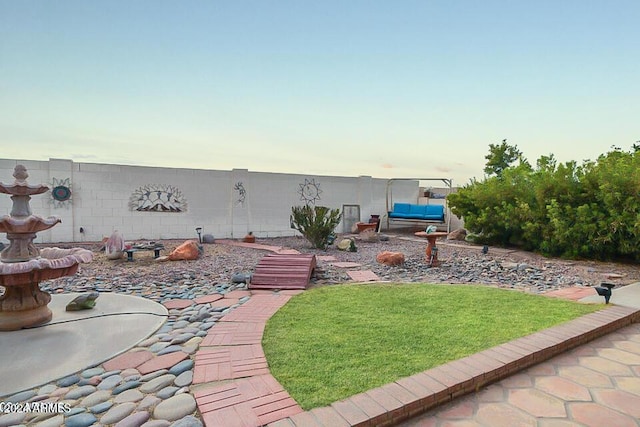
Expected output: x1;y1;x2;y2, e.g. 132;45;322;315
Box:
376;251;405;266
168;240;202;261
447;228;467;241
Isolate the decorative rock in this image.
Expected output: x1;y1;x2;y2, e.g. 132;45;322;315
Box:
149;342;171;353
37;384;57;396
90;401;114;414
114;389;144;404
66;407;86;416
376;251;405;266
101;370;122;378
137;395;161;411
65;413;97;427
99;402;137;425
0;412;27;426
121;368;141;378
337;238;357;251
156;386;179;399
112;380;142;395
65;385;96;400
138;336;160;347
81;367;105;378
140;370;168;382
202;234;215;244
170;333;194;345
168;360;194;376
231;273;248;284
170;415;203;427
114;411;150;427
97;374;123;390
33;414;64;427
174;371;193;388
57;374;81;387
447;228;467;241
7;390;36;403
79;390;111;407
153;394;197;422
140;374;177;393
157;345;182;356
167;241;201;261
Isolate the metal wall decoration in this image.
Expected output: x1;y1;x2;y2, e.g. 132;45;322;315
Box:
298;178;322;205
49;177;72;208
129;184;187;212
234;182;246;206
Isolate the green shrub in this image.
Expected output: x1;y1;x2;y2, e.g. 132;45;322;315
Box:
290;205;342;249
448;144;640;260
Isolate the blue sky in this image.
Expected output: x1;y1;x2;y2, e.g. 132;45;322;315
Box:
1;1;638;185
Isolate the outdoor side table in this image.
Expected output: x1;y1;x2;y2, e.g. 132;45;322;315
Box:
414;231;448;267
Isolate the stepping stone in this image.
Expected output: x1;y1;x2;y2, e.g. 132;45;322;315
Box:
104;350;154;371
162;299;194;310
193;294;223;304
347;270;380;282
331;261;362;268
137;352;189;375
209;298;239;308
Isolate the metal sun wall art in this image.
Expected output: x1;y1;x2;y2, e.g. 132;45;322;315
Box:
129;184;187;212
49;177;72;208
298;178;322;205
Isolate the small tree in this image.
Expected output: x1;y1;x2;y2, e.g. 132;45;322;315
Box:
484;139;527;177
290;205;342;249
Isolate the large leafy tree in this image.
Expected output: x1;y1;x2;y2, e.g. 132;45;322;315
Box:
484;139;526;177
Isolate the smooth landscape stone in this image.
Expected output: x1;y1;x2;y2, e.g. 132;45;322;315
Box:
78;376;101;386
173;320;189;329
120;368;141;378
137;395;161;411
183;337;202;347
99;402;137;425
149;342;171;353
97;374;123;390
140;370;169;382
37;384;58;396
157;345;182;356
33;414;64;427
156;386;179;399
65;385;96;400
65;413;97;427
199;322;215;331
114;411;150;427
0;412;27;426
195;331;207;338
181;344;198;354
114;389;144;404
80;389;112;407
168;360;194;376
140;374;176;393
81;367;105;378
57;374;81;387
169;333;194;345
173;371;193;388
153;394;197;422
112;381;142;395
169;415;203;427
90;401;114;414
101;370;122;378
138;336;160;347
66;407;86;416
7;390;36;403
26;410;58;424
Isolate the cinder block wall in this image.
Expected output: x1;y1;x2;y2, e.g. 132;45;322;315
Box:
0;159;423;243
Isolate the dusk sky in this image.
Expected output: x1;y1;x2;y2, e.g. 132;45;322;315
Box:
2;1;638;186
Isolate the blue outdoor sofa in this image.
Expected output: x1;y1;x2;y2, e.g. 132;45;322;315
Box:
387;203;446;227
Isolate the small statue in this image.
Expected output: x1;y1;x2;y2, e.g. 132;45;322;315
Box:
65;292;99;311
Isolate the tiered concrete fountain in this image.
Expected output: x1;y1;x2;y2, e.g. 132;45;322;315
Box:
0;165;93;331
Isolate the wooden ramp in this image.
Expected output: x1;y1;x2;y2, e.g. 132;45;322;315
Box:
249;254;316;290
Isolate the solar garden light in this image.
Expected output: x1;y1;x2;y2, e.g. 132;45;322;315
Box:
195;227;203;243
595;282;615;304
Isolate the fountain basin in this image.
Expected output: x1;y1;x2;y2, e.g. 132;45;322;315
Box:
0;247;93;331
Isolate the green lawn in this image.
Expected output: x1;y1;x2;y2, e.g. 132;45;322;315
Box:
262;283;602;410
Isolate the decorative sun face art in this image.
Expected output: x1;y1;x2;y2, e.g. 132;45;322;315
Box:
49;177;72;208
129;184;187;212
298;178;322;204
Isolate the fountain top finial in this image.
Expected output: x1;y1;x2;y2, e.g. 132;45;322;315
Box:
13;164;28;182
0;164;48;197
